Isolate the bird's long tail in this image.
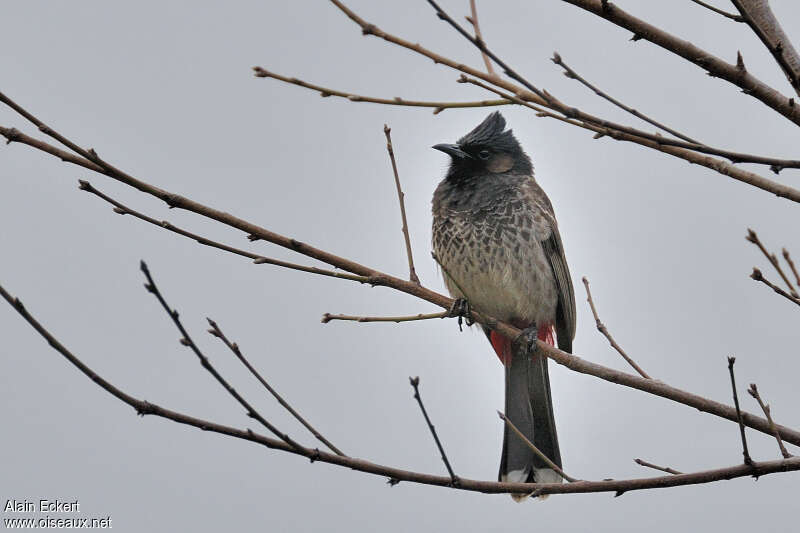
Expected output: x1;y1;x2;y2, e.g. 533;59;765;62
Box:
489;329;562;500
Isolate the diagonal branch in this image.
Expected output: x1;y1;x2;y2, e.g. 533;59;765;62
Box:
409;377;459;485
558;0;800;127
782;248;800;287
466;0;496;76
252;67;509;114
688;0;744;22
206;318;345;456
77;180;371;284
3;279;800;496
582;277;651;379
635;458;684;475
383;125;419;284
746;229;799;297
727;357;754;466
748;384;792;459
551;52;701;144
498;411;579;483
732;0;800;97
750;268;800;307
139;261;306;453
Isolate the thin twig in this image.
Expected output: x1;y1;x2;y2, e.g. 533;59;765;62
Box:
321;311;448;324
582;277;651;379
497;411;578;482
782;248;800;287
384;125;419;284
746;229;799;297
748;384;792;459
252;67;509;114
552;52;701;144
139;261;305;453
634;458;683;475
77;180;371;284
409;377;459;486
206;318;345;456
688;0;745;22
727;357;754;466
466;0;496;76
750;268;800;307
3;280;800;496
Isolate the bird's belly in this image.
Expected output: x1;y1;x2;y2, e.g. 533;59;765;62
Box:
435;227;558;326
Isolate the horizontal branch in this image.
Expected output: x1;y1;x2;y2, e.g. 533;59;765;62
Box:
2;280;798;496
321;311;448;323
252;67;510;114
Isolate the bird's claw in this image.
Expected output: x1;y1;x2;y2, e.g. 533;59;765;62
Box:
514;324;538;356
448;298;474;331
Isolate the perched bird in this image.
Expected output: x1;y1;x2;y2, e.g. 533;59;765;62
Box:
431;112;575;496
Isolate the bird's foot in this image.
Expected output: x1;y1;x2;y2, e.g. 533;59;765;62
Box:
448;298;474;332
513;323;538;356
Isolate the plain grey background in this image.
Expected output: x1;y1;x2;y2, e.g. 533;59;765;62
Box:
2;1;798;531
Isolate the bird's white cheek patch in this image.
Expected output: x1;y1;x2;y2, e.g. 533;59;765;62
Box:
488;154;514;173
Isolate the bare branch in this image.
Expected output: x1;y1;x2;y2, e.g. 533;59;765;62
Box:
383;125;419;284
206;318;345;456
750;268;800;307
139;261;305;453
77;180;371;284
732;0;800;97
498;411;579;483
321;311;448;324
466;0;496;76
410;377;459;486
782;248;800;287
551;52;701;144
252;67;509;114
688;0;744;22
727;357;754;466
746;229;799;297
2;280;800;496
558;0;800;127
748;384;793;459
635;458;684;475
582;277;651;379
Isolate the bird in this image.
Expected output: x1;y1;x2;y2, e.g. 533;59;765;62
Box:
431;112;575;498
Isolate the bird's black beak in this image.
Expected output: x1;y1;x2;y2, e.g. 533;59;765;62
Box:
432;143;472;160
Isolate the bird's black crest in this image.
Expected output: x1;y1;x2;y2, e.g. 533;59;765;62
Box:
458;112;519;152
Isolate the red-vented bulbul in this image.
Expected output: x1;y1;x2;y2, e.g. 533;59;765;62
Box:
432;112;575;497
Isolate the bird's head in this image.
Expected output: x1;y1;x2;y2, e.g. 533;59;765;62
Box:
433;112;532;179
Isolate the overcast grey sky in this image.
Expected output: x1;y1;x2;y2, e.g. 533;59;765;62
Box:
2;1;799;531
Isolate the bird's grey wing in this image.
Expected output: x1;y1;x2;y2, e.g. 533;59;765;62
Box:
523;178;576;352
541;221;575;353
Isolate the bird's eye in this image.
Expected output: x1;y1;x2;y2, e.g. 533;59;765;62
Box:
478;150;490;160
